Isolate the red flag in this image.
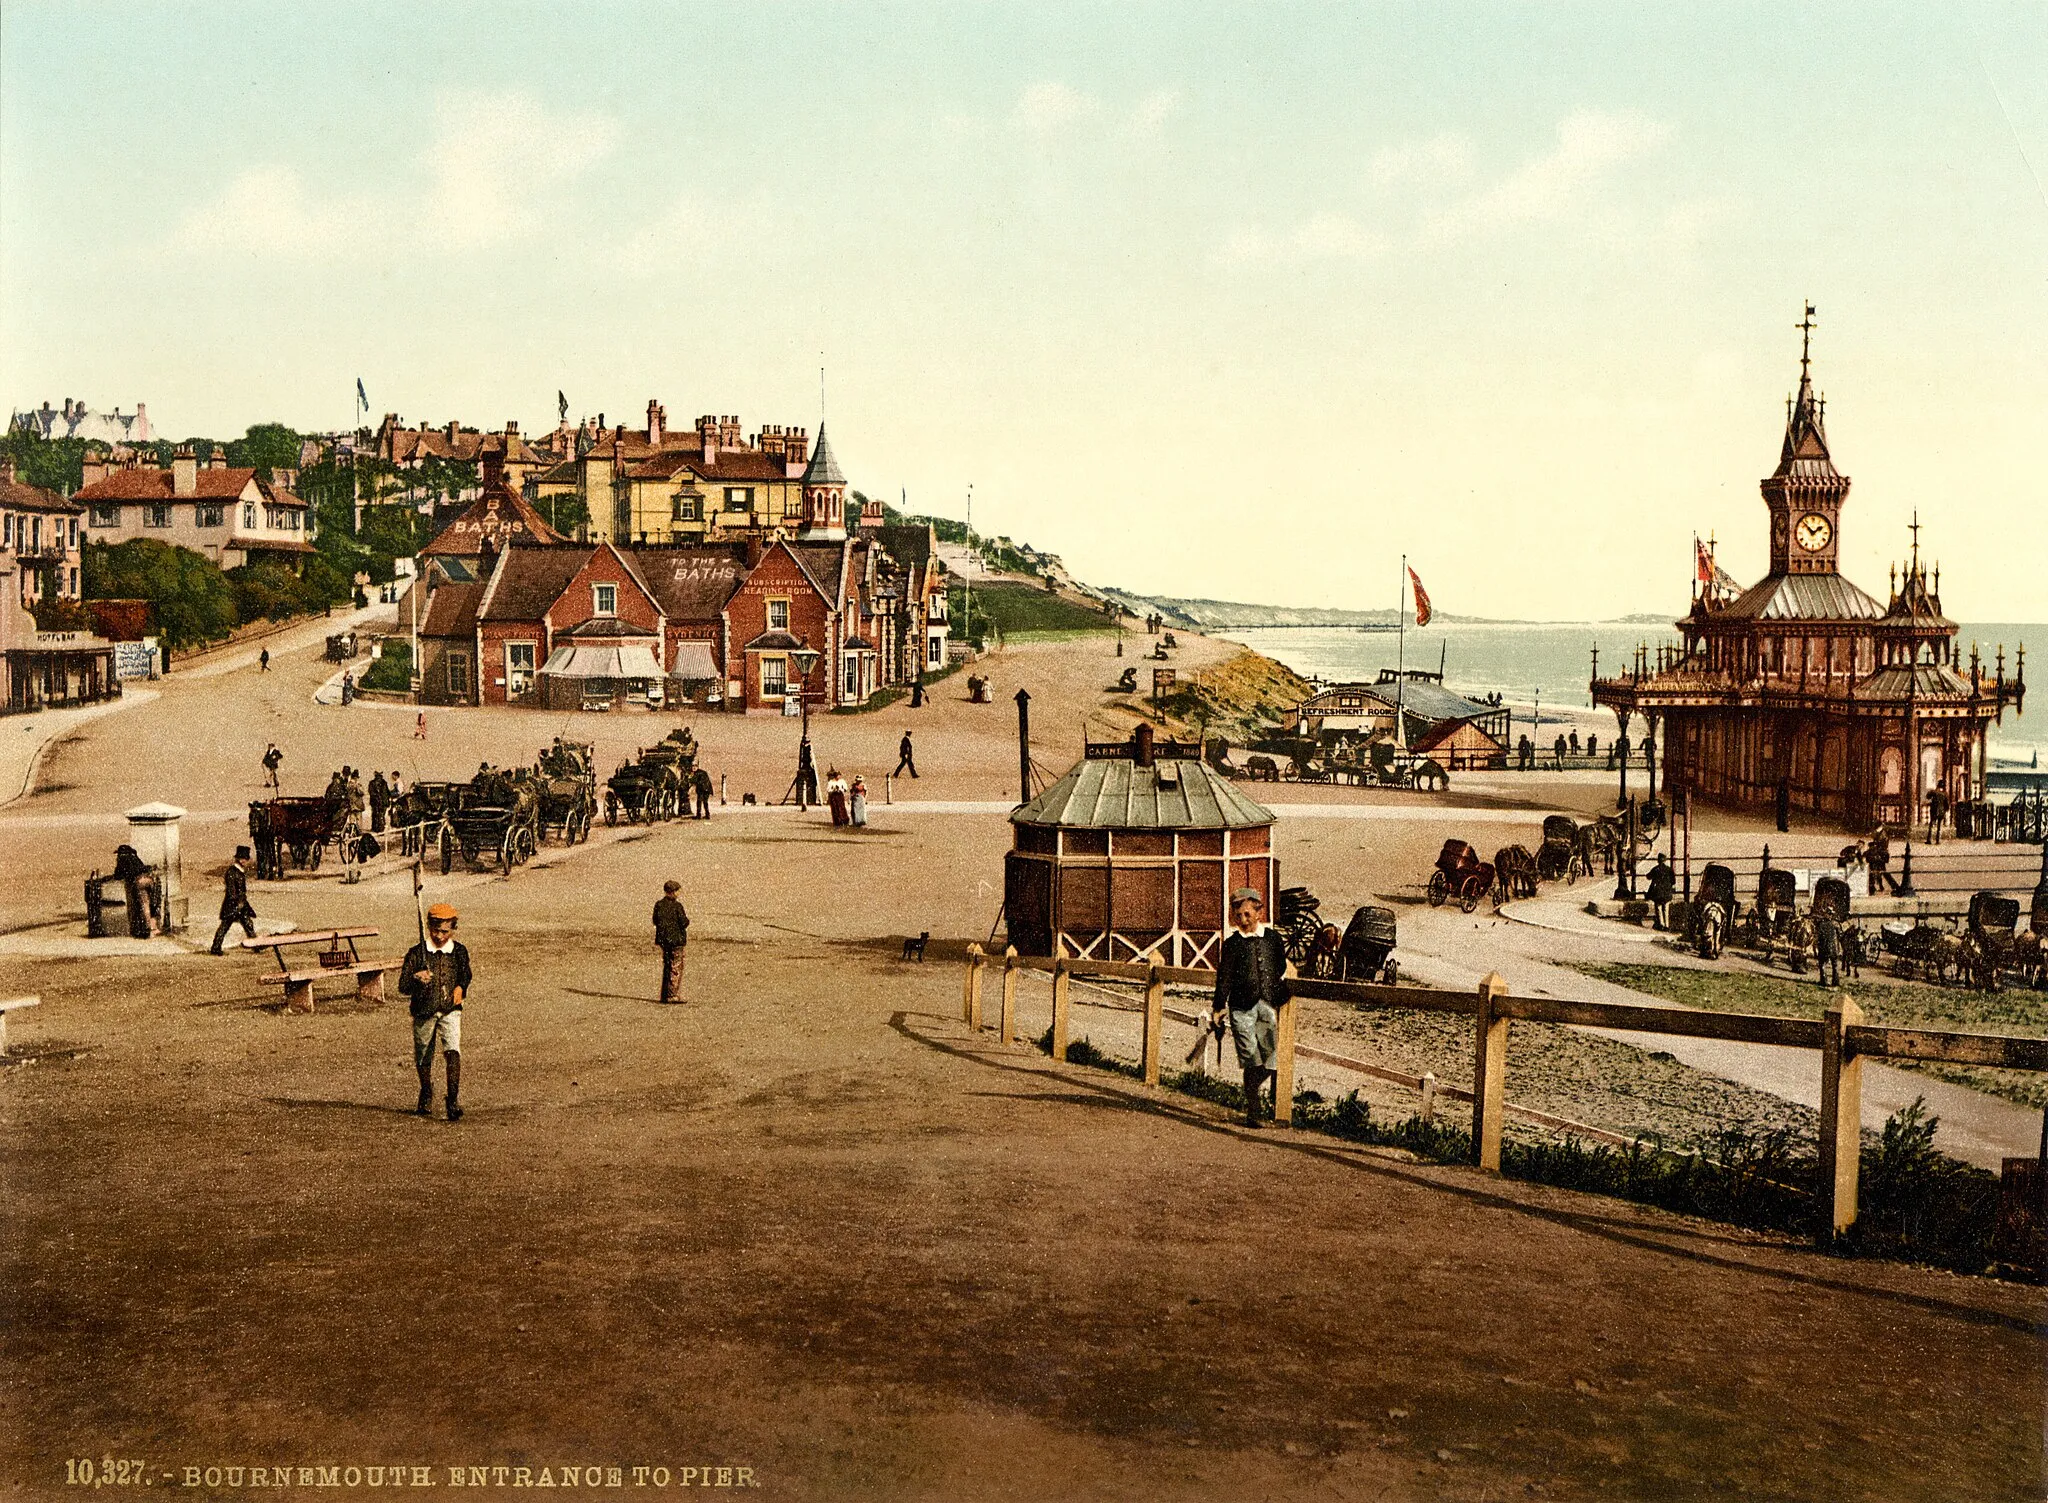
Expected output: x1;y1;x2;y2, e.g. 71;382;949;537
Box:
1408;567;1431;627
1696;538;1715;586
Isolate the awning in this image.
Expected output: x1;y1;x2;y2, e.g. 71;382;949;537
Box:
669;641;719;679
539;643;665;680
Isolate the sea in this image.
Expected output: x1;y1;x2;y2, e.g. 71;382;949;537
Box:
1214;620;2047;765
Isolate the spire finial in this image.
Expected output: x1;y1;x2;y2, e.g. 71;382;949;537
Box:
1797;302;1816;380
1908;510;1921;577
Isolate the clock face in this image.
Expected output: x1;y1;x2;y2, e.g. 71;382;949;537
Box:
1795;513;1833;552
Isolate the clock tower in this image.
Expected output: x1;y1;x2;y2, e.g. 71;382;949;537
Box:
1761;304;1849;576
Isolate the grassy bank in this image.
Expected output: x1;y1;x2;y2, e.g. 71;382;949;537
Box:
952;580;1115;640
1577;962;2048;1110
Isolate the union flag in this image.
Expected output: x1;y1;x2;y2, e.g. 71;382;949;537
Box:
1409;567;1432;627
1696;538;1716;586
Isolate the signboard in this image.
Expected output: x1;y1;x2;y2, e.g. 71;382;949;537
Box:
1152;668;1176;701
114;639;158;680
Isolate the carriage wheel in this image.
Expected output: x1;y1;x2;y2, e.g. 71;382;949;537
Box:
1381;958;1398;986
440;827;455;876
518;826;537;864
500;828;516;874
1427;872;1449;908
1566;853;1583;885
1460;884;1480;915
306;841;321;871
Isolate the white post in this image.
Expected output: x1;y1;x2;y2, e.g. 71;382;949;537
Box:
124;802;188;934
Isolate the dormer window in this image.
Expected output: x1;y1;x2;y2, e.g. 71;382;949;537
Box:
593;583;617;617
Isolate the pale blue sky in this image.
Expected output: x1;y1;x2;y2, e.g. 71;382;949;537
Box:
3;2;2044;618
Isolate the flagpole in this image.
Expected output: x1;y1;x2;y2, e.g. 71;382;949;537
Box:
1395;554;1408;752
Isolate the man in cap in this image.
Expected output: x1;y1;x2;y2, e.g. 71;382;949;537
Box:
1211;886;1291;1128
400;903;472;1120
210;845;259;954
653;880;690;1003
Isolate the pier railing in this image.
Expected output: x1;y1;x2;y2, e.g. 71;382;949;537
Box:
959;946;2047;1244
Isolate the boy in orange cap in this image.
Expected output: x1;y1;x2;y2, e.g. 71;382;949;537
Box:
400;903;472;1120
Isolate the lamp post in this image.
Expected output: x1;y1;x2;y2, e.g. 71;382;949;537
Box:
791;642;821;809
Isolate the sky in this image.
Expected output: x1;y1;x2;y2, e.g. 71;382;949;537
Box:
3;2;2045;621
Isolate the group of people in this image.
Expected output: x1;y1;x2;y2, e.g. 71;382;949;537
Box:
825;770;871;828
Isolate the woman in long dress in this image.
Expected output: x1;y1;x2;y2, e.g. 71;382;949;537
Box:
849;775;868;828
826;769;849;826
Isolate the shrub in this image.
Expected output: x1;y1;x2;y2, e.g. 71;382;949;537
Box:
83;539;237;649
359;638;412;693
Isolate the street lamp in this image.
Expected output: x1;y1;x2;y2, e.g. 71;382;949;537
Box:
790;642;822;809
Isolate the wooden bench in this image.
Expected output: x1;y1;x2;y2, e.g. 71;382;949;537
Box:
0;996;40;1057
243;928;402;1014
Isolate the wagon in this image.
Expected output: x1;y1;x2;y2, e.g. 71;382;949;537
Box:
533;738;597;845
248;796;361;878
1964;892;2023;992
1691;862;1738;959
1881;920;1961;984
1427;839;1497;914
605;756;682;824
1536;815;1586;883
1276;886;1324;963
439;772;540;874
390;780;460;857
1339;905;1399;985
1752;867;1808;968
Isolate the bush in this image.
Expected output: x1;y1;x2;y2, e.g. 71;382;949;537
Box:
360;638;412;693
28;597;96;632
83;539;237;649
228;562;324;623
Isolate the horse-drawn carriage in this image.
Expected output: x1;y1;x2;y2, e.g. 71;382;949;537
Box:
1880;919;1962;984
1276;886;1325;963
1691;862;1739;959
1339;905;1399;984
1536;815;1588;883
389;780;461;857
1749;867;1808;967
440;769;541;874
532;738;597;845
606;753;683;824
1427;840;1497;913
248;796;362;878
1962;892;2023;992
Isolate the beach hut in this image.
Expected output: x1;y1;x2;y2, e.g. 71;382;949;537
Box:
1005;725;1278;968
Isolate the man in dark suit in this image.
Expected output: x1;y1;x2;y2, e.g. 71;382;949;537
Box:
211;846;258;954
1212;886;1290;1128
653;880;690;1003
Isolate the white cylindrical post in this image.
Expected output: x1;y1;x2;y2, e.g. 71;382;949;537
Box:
124;802;188;934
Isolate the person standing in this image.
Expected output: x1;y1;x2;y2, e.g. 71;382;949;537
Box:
368;771;391;834
692;765;713;819
1553;733;1568;767
414;711;428;740
1646;855;1676;931
1211;887;1290;1129
895;731;918;779
261;743;283;792
211;845;258;954
910;678;926;709
259;647;270;673
1866;828;1898;894
849;774;869;827
400;904;471;1120
1927;787;1947;846
1775;776;1791;834
827;769;850;827
796;735;819;807
653;880;690;1004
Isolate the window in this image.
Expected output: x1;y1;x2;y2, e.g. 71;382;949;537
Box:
507;642;537;697
761;655;787;699
243;502;257;528
448;651;472;699
68;567;78;596
196;504;225;528
724;486;754;512
144;505;171;529
593;583;617;617
91;502;120;526
68;518;78;545
843;653;858;697
928;633;944;668
2;514;10;545
767;598;790;632
672;493;700;522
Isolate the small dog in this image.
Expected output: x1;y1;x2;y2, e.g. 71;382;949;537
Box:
902;931;930;962
741;792;757;805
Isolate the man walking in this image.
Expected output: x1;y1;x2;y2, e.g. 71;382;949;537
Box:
1211;887;1290;1128
1927;787;1947;845
692;765;713;819
1866;828;1898;894
1646;855;1676;931
399;903;471;1121
653;880;690;1003
211;845;258;954
368;770;391;834
259;647;270;673
895;730;918;779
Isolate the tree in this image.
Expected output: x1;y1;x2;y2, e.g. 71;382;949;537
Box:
225;423;303;479
83;539;238;649
0;427;91;493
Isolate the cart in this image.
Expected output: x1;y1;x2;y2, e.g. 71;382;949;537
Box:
1427;840;1497;914
1339;905;1399;985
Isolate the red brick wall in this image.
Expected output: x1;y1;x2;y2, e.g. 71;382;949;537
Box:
724;546;836;710
544;547;661;639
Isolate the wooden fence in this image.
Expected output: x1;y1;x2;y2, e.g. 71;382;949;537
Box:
959;946;2048;1243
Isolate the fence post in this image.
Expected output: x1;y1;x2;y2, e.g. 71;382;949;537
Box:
1000;945;1019;1045
1051;958;1071;1062
1273;993;1297;1128
1471;972;1511;1172
1420;1071;1438;1126
1142;963;1164;1086
963;944;986;1030
1818;994;1865;1242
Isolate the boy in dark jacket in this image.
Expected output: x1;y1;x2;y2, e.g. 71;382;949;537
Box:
653;881;690;1002
399;903;471;1120
1212;887;1291;1127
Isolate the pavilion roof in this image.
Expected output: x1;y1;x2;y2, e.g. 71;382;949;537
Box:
1013;756;1274;830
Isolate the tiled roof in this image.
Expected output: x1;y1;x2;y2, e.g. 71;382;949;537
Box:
625;545;749;621
238;538;318;555
1852;665;1976;700
802;424;846;487
874;523;933;571
566;616;658;640
788;541;847;601
1716;571;1885;622
0;478;82;514
743;630;807;652
75;467;260;502
422;484;566;555
1014;757;1275;830
420;580;483;637
477;546;595;623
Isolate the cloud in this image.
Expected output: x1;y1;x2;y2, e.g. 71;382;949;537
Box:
1433;110;1670;235
1015;82;1099;135
1367;133;1473;190
614;192;742;275
1219;212;1387;266
1127;89;1182;139
170;90;617;259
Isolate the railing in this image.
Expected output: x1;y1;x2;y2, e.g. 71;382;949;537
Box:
960;946;2048;1243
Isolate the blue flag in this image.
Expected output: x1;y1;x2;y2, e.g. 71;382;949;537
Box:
356;377;368;413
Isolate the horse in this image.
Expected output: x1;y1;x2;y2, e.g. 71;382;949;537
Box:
1493;845;1540;901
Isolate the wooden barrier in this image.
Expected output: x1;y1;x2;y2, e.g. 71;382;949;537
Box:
1000;946;1019;1046
965;949;2048;1242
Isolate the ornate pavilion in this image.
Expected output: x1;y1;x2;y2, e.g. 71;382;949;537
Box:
1592;311;2025;832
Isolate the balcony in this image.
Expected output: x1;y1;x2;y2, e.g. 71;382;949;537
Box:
10;540;72;563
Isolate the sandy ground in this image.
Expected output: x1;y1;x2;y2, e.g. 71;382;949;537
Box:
1;624;2042;1501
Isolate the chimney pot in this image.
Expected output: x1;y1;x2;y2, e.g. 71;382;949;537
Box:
1134;724;1155;768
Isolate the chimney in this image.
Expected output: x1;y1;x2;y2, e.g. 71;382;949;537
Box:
208;448;227;470
1134;723;1156;769
698;414;719;464
171;445;198;496
788;427;809;466
646;399;662;449
505;420;519;437
135;402;150;441
744;535;764;571
721;415;740;448
81;452;108;487
0;457;14;485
